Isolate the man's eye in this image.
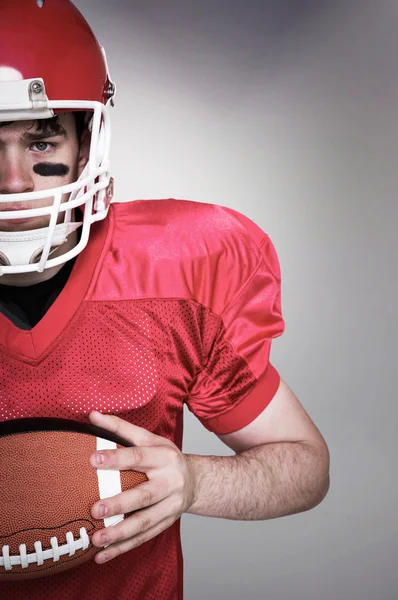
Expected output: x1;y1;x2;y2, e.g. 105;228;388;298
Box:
31;142;52;152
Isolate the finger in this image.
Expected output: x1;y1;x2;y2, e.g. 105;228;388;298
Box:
91;480;168;521
92;497;181;555
90;444;174;472
94;516;176;563
88;411;167;447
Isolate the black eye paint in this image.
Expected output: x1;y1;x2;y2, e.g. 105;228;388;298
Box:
33;163;70;177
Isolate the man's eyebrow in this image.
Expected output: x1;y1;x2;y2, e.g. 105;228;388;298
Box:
22;129;67;141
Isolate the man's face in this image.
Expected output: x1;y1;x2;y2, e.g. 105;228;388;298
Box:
0;113;88;232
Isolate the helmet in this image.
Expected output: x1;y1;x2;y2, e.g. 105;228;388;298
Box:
0;0;115;275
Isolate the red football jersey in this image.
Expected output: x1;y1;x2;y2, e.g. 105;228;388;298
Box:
0;199;284;600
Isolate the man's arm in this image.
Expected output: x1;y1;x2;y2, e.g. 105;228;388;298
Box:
185;378;330;520
87;379;329;563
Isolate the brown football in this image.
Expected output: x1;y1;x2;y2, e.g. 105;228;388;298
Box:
0;417;147;581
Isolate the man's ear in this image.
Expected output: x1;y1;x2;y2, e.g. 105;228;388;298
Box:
77;128;91;176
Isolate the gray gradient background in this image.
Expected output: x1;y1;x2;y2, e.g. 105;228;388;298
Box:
74;1;396;598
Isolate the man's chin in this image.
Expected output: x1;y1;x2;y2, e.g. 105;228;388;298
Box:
0;219;48;232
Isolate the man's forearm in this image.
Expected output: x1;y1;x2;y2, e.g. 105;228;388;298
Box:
185;441;330;520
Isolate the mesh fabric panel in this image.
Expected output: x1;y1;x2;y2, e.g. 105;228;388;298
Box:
0;298;241;600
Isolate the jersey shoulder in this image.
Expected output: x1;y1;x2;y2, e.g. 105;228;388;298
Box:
93;199;279;314
111;198;270;253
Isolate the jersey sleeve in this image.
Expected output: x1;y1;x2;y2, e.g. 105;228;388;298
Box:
186;207;285;435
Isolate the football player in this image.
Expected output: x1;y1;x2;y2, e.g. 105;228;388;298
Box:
0;1;330;599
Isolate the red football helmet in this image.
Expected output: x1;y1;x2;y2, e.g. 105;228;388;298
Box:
0;0;116;275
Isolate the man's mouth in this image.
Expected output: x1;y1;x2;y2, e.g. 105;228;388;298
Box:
0;205;29;211
0;207;33;224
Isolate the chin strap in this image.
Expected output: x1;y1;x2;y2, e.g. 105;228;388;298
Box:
0;222;82;267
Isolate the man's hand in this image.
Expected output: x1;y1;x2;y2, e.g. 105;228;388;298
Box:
88;411;196;564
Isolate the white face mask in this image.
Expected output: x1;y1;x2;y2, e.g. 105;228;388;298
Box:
0;51;115;276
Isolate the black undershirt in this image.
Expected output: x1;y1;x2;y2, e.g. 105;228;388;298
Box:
0;257;77;330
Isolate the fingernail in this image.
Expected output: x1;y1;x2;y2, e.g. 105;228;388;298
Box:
95;452;105;465
99;504;108;517
100;533;108;546
100;552;109;563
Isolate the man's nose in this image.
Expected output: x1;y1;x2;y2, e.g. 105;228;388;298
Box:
0;155;34;195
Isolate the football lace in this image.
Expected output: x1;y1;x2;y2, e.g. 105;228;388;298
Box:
0;528;90;571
